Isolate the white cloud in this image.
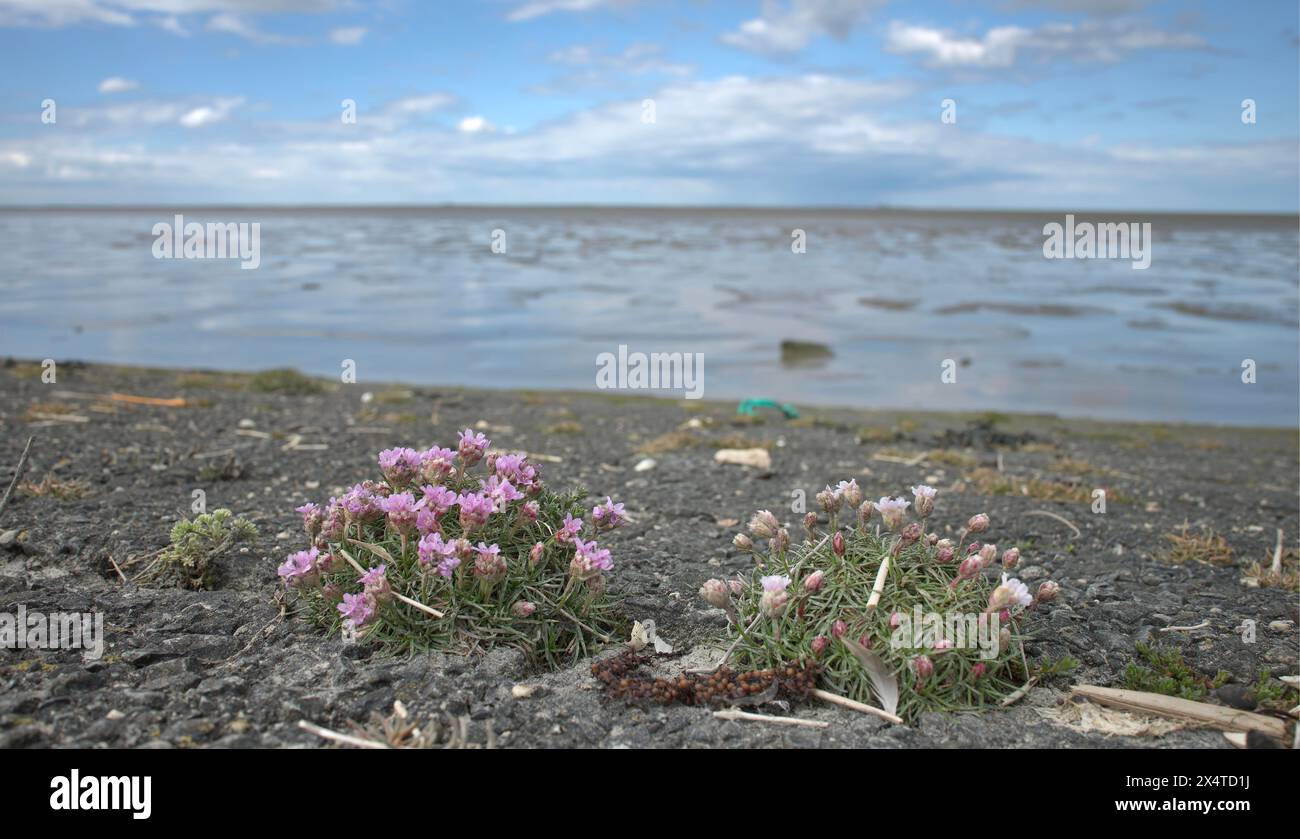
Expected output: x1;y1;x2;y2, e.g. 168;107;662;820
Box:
0;1;338;29
885;18;1205;68
329;25;366;45
721;0;883;55
178;96;244;127
507;0;612;23
98;76;138;93
457;115;494;134
205;12;297;44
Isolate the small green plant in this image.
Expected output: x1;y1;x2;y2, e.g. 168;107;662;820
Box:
701;483;1060;721
249;368;325;395
1156;524;1234;566
1252;669;1299;711
143;509;257;590
282;435;625;668
1121;641;1228;700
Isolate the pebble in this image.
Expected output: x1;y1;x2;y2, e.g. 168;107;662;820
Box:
0;530;17;549
1215;684;1256;710
238;418;256;429
1268;620;1294;632
633;458;657;472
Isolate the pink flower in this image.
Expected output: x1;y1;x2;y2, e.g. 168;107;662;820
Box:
379;491;424;534
473;542;507;582
296;503;323;537
571;539;613;578
457;429;490;466
873;496;910;530
278;547;319;587
811;636;828;656
419;446;456;482
359;565;390;600
420;485;458;513
759;575;790;617
988;575;1032;611
338;592;375;629
378;447;422;486
592;497;626;530
911;484;937;518
480;475;523;507
832;619;848;638
512;601;537;618
556;513;583;544
457;491;495;531
971;663;987;679
519;500;540;522
888;611;903;630
436;556;461;579
417;532;454;568
1001;547;1020;570
835;479;863;509
415;507;442;535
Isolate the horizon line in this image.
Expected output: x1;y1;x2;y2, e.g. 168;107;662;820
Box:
0;203;1296;219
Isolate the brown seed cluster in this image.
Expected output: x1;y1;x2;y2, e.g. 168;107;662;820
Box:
591;650;819;706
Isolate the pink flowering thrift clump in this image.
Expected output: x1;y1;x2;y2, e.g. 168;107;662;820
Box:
282;433;626;667
703;481;1060;720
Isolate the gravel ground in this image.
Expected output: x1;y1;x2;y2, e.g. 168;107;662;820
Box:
1;360;1296;748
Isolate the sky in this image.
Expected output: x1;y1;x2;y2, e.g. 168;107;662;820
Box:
0;0;1296;211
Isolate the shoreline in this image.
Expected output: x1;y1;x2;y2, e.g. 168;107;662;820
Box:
0;359;1295;748
5;357;1296;434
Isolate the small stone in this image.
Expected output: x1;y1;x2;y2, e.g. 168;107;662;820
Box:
633;458;657;472
511;684;537;699
714;448;771;470
106;709;125;720
237;418;256;429
0;530;17;548
1215;684;1257;710
1268;620;1294;632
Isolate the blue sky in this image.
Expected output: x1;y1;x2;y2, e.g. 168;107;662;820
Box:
0;0;1296;210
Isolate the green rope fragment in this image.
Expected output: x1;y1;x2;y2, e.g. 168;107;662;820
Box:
737;398;799;419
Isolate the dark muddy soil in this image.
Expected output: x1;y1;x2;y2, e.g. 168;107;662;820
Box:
1;360;1296;748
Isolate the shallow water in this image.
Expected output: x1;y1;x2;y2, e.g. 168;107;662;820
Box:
1;207;1296;426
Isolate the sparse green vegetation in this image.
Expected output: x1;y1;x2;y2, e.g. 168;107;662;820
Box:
141;509;258;590
1121;642;1228;700
248;368;325;395
1156;524;1234;567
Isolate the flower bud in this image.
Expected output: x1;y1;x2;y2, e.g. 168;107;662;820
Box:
1001;547;1020;570
956;555;982;581
900;522;922;545
760;590;788;618
857;500;873;529
769;527;790;555
512;600;536;618
888;611;903;630
804;569;825;593
999;627;1011;649
831;532;845;557
699;578;731;609
748;510;779;540
926;532;939;546
936;546;954;563
1036;580;1060;603
810;636;828;656
979;543;998;564
728;579;744;596
971;662;987;679
803;511;819;534
529;541;545;567
816;487;841;515
831;619;847;638
733;532;754;552
839;481;863;510
912;654;933;684
967;513;990;533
